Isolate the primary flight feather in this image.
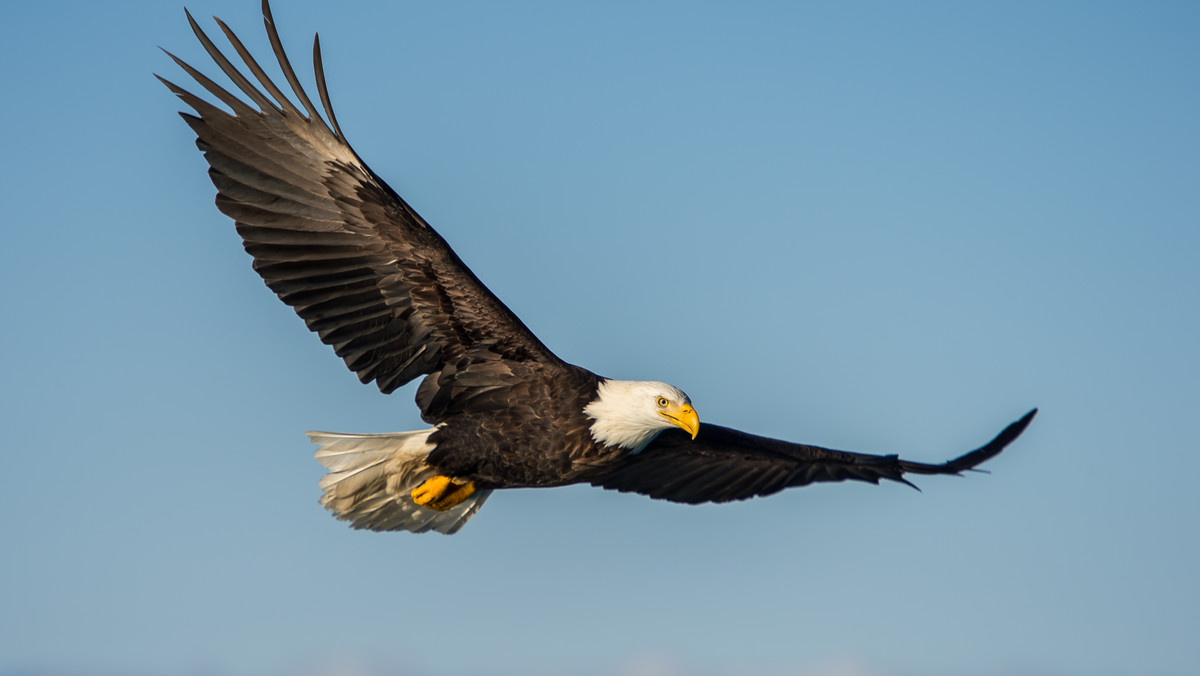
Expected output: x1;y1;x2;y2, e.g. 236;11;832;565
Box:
162;1;1036;534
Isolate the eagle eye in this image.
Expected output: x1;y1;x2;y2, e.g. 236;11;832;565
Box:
656;396;669;408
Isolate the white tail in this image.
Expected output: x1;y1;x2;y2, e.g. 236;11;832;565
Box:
308;429;491;535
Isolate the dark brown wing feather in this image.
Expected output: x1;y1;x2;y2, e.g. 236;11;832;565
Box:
591;409;1037;503
160;1;565;413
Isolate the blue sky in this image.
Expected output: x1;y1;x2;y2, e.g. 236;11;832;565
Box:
2;1;1198;675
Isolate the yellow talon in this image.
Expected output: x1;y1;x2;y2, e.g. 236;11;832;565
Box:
411;475;452;505
411;475;476;511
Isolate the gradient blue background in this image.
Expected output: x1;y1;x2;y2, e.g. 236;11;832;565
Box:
2;2;1197;675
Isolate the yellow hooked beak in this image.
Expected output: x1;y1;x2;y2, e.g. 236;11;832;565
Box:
660;403;700;439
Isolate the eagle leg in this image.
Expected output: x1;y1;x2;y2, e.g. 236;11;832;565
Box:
411;476;477;511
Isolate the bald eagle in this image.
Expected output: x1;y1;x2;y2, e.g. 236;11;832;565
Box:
162;1;1036;534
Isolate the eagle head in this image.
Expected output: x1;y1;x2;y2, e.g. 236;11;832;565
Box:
584;379;700;452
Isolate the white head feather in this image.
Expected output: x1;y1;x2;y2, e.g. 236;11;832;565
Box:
584;379;695;453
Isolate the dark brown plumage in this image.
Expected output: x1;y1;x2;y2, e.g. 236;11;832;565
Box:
592;411;1038;503
163;1;1035;534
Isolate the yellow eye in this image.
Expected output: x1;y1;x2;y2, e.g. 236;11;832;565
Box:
656;397;669;408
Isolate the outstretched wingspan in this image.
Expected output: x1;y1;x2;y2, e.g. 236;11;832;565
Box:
591;409;1037;503
158;1;562;405
165;2;1037;535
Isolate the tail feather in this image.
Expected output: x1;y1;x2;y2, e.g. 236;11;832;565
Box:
308;429;490;535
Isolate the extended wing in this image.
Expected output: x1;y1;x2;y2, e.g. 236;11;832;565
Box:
160;1;562;414
591;409;1037;503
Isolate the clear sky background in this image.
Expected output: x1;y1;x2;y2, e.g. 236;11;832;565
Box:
2;1;1197;675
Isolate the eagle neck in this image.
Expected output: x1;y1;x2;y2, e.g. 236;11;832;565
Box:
582;379;666;453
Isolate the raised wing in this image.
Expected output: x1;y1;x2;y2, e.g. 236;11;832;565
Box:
591;409;1037;503
160;1;562;406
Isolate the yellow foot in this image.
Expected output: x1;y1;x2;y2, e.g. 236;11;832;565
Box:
411;475;477;511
